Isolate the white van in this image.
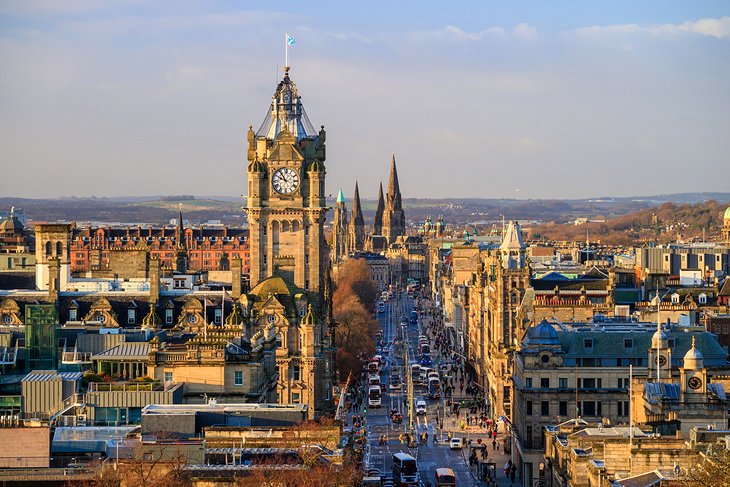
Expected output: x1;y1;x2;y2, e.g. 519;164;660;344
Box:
415;400;427;415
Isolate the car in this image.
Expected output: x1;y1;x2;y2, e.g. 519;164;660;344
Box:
415;400;427;415
450;437;465;449
382;345;390;354
391;412;403;424
420;355;432;366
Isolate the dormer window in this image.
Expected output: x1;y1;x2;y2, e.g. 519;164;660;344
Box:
584;339;593;349
698;293;707;304
127;309;136;325
69;309;77;321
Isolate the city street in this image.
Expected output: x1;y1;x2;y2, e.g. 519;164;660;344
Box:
346;294;516;486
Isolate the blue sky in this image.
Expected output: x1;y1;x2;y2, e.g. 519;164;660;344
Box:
0;1;728;200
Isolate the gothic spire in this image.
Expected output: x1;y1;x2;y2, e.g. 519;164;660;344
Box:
387;153;402;209
373;181;385;235
352;181;364;225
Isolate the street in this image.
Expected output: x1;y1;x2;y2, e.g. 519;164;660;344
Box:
345;294;517;486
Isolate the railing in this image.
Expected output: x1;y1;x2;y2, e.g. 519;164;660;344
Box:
47;393;86;423
0;346;17;365
88;381;159;393
61;350;93;364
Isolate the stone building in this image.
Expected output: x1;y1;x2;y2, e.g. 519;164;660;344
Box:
243;66;333;417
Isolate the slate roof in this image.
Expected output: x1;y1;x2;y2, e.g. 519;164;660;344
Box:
91;342;150;361
22;370;83;382
555;330;727;366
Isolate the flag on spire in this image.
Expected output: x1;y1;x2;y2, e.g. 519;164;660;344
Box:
286;33;296;45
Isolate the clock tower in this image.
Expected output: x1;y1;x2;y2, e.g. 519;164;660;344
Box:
245;67;328;295
680;336;707;400
648;321;672;382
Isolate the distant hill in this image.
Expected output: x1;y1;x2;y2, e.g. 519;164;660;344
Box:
1;192;728;228
527;200;730;245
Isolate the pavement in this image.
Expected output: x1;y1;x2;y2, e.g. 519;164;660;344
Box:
346;295;519;486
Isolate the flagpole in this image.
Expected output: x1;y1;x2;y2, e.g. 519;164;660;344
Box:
285;32;288;68
204;297;208;340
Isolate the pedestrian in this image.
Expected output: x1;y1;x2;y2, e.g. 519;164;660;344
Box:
492;438;496;451
510;465;516;483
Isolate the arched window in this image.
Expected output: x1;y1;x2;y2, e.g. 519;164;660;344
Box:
56;241;63;256
275;333;283;348
671;293;680;304
45;241;52;256
698;293;707;304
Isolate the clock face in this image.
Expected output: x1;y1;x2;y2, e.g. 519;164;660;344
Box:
3;315;11;324
272;167;299;195
267;314;277;324
688;376;702;390
188;314;197;324
657;355;667;367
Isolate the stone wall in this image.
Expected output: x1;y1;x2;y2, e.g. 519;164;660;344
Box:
0;426;50;467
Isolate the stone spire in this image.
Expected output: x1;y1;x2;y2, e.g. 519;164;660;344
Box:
373;181;384;235
332;188;349;262
387;154;402;211
382;154;406;243
348;181;365;252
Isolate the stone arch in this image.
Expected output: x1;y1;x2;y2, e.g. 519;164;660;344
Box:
281;220;290;232
292;220;300;232
45;241;52;256
56;241;63;256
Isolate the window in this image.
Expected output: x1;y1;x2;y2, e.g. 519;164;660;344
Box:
525;378;532;388
525;426;533;449
293;366;300;381
291;392;300;403
214;308;222;324
127;309;136;325
558;377;568;388
234;371;243;386
69;309;78;321
618;400;629;416
580;378;596;389
624;339;633;349
559;401;567;416
618;377;629;389
526;401;533;416
326;382;331;400
540;378;550;388
541;401;549;416
584;339;593;348
724;324;730;335
164;372;173;383
165;309;173;324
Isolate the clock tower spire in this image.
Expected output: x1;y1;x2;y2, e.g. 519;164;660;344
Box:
245;67;327;295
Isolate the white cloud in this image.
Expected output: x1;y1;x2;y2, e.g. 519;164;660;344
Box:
574;16;730;39
512;23;538;41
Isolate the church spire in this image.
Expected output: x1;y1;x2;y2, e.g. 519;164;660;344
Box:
374;181;384;235
352;181;364;226
348;181;365;252
382;154;406;243
387;153;402;208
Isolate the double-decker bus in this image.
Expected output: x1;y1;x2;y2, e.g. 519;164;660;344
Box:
435;468;456;486
392;452;418;486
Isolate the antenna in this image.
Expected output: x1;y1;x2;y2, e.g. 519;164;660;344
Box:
656;283;661;382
